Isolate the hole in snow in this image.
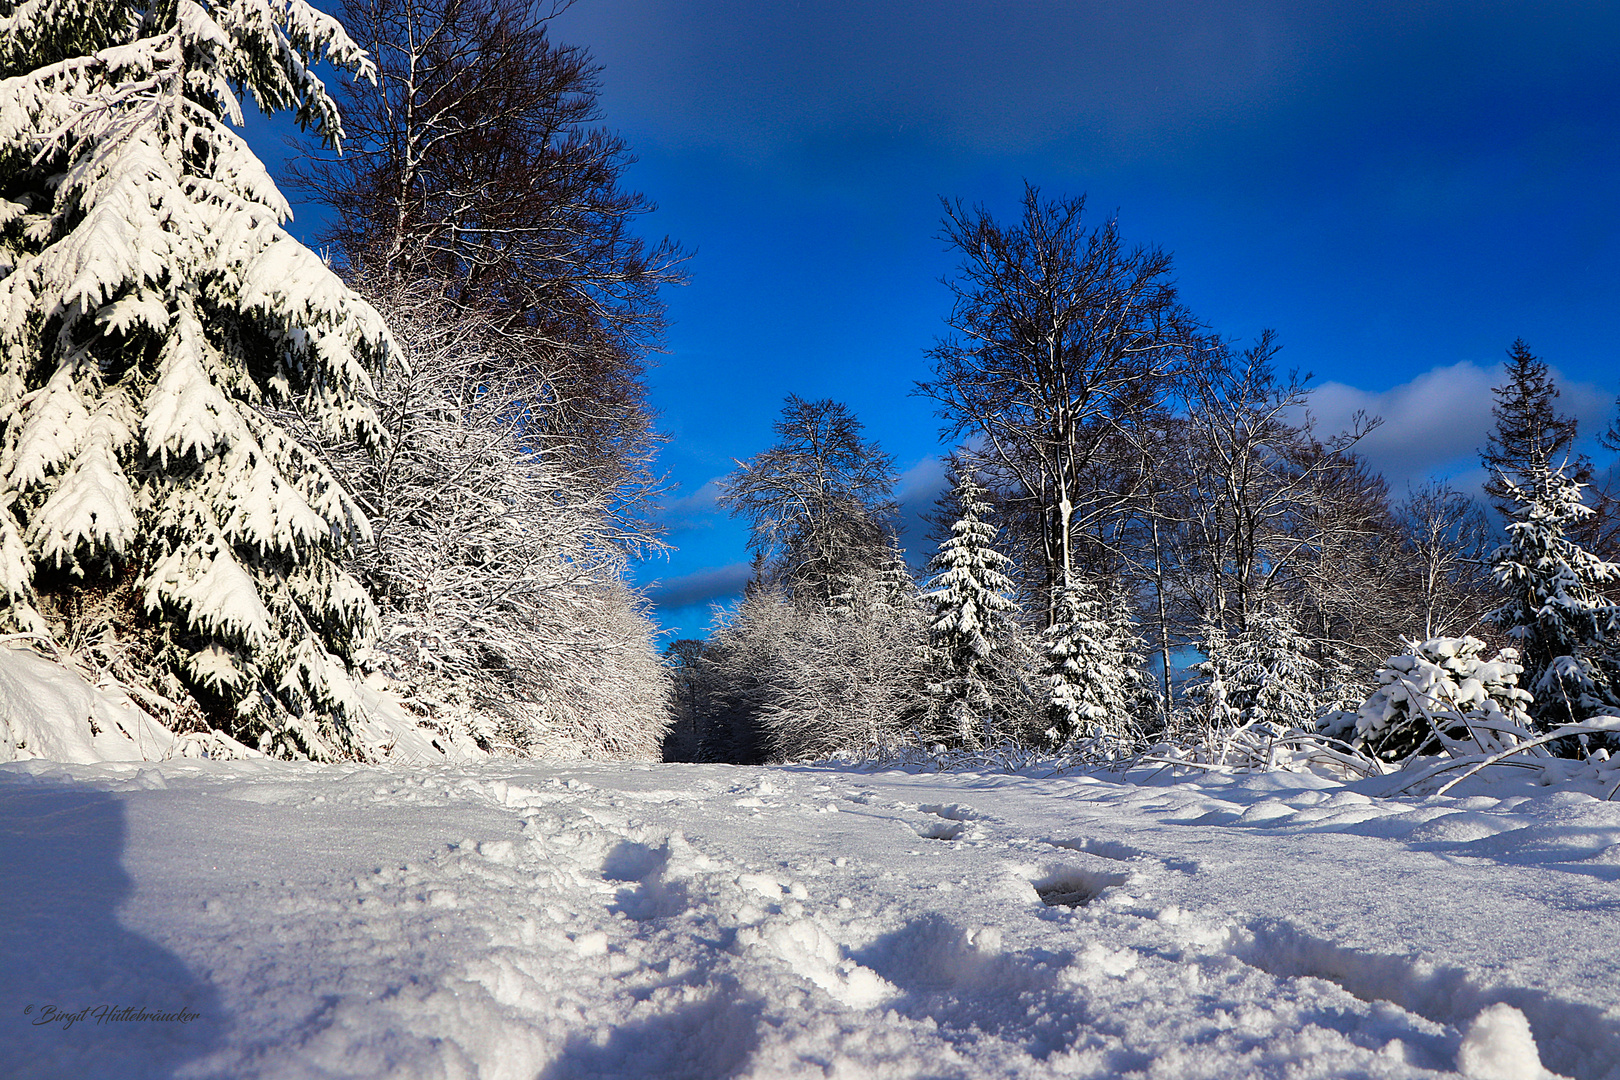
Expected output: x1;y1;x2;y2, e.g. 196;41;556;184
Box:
1032;866;1129;908
601;840;668;882
916;821;968;841
1035;882;1097;908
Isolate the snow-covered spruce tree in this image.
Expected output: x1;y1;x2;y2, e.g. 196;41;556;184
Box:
1481;340;1586;522
1185;619;1240;728
1042;579;1128;747
1327;636;1534;763
1104;582;1162;733
0;0;395;756
923;472;1021;745
280;273;669;760
867;536;919;613
1236;605;1323;727
1314;638;1370;721
1188;606;1320;730
1489;469;1620;731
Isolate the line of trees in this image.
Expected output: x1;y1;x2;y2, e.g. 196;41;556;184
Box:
5;0;1612;766
670;186;1620;765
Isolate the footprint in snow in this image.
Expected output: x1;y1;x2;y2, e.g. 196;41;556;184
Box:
1027;863;1131;908
1045;836;1199;874
914;819;972;842
1229;918;1614;1080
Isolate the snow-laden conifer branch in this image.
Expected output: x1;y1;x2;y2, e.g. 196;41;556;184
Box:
1;0;404;756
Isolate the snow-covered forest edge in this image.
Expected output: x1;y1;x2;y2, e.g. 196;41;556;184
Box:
2;0;1618;780
4;0;1620;1075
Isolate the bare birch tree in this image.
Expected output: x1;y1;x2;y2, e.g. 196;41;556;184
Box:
1171;334;1380;635
718;396;899;608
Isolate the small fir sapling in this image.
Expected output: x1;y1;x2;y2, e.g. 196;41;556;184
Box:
1323;636;1535;762
1042;579;1129;747
1105;582;1162;734
1188;606;1319;731
1186;619;1240;729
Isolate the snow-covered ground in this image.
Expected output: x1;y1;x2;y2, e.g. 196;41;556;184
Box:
4;753;1619;1080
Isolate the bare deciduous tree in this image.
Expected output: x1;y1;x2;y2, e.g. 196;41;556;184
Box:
1394;482;1496;641
691;579;929;764
919;183;1195;620
293;0;684;546
1170;334;1380;636
718;396;899;607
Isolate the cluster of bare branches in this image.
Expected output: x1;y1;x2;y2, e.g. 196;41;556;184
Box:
294;0;686;550
283;0;684;757
916;186;1519;740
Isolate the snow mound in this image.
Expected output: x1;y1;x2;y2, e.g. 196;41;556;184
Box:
0;647;201;764
1458;1004;1546;1080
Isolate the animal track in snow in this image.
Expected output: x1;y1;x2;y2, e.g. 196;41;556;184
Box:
849;914;1085;1049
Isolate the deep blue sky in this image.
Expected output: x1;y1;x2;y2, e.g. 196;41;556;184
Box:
260;1;1620;641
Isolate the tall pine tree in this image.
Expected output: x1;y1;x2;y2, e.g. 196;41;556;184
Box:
1;0;395;757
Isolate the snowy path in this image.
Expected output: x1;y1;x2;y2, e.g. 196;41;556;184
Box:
3;760;1619;1079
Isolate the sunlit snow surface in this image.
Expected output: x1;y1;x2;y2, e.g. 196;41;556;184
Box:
3;757;1618;1079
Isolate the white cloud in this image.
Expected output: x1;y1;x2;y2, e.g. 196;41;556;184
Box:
893;455;948;559
1305;361;1613;493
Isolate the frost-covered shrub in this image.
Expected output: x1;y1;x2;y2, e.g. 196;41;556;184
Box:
1329;636;1534;762
288;275;670;760
701;575;928;764
1;0;393;757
